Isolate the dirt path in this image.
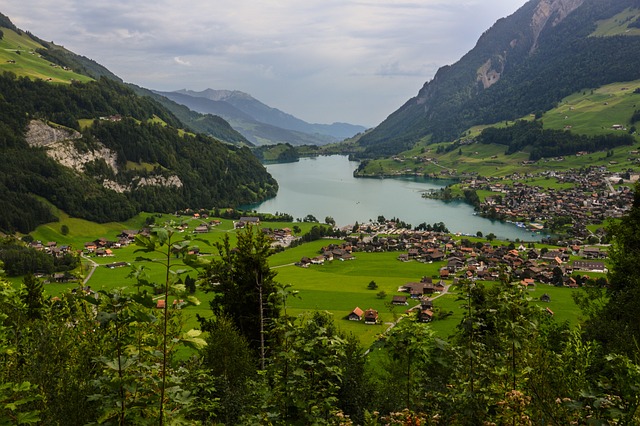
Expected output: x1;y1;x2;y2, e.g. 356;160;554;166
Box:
81;255;99;285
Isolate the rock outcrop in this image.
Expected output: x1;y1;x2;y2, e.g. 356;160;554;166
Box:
25;120;183;192
26;120;81;147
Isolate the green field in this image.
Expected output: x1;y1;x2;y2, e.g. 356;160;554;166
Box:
0;28;92;83
16;211;588;349
356;79;640;179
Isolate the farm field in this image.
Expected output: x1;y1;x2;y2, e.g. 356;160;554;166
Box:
17;212;589;349
356;79;640;179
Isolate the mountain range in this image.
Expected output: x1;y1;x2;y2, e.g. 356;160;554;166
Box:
353;0;640;158
0;13;277;233
156;89;367;146
2;0;640;233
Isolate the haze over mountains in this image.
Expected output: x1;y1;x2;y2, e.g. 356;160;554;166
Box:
156;89;367;146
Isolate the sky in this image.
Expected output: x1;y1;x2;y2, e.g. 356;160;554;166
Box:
3;0;528;127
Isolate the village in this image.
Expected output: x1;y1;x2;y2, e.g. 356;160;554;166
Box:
455;166;635;241
21;205;612;334
295;219;609;327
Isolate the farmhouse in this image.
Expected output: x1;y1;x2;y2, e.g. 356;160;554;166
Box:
418;309;434;323
364;308;378;324
348;307;364;321
391;295;408;306
235;217;261;229
194;225;209;234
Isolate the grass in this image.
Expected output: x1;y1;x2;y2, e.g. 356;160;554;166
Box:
357;79;640;179
591;8;640;37
20;211;588;349
0;28;92;84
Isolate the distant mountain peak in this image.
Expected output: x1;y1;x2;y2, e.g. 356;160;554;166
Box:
167;88;367;145
176;88;254;102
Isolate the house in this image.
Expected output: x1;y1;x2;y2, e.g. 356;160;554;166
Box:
348;307;364;321
364;308;378;324
402;282;427;298
392;295;408;306
156;300;166;309
572;260;606;273
418;309;434;323
540;293;551;302
520;278;535;287
240;216;260;225
420;298;433;310
194;225;209;233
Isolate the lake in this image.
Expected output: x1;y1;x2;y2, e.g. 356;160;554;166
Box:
244;155;540;241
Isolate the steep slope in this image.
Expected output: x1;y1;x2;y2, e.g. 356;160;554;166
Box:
178;89;367;140
0;14;277;233
356;0;640;158
157;90;337;146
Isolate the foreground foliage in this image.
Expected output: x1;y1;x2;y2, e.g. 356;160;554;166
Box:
1;217;639;424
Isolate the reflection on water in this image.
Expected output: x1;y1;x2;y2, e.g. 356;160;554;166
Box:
243;155;541;241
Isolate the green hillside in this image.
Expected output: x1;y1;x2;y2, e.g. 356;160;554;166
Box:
353;0;640;158
355;80;640;178
0;28;92;83
0;16;277;234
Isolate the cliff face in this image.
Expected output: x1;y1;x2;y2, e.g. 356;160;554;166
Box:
26;120;81;147
529;0;585;52
26;120;182;193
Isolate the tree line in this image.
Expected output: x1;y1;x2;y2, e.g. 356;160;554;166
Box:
477;119;634;160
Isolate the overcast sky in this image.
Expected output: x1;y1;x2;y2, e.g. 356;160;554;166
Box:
4;0;528;127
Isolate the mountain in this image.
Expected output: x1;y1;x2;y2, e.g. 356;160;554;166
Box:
0;14;277;233
127;85;252;146
159;89;367;146
354;0;640;158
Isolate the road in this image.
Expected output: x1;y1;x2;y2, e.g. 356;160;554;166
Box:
81;255;99;285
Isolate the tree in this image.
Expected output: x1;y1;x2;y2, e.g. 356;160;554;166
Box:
292;225;301;235
376;290;387;299
367;280;378;290
60;224;69;235
324;216;335;227
193;315;256;424
486;233;496;242
126;224;205;425
303;214;317;223
476;231;483;238
20;274;43;320
378;317;434;411
202;225;280;368
581;183;640;359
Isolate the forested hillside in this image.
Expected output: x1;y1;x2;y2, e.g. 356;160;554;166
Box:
355;0;640;158
0;69;276;233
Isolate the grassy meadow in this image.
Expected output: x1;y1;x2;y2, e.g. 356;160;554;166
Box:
357;79;640;179
0;28;92;83
18;210;591;349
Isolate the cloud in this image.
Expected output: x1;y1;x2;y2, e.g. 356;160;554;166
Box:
3;0;528;126
173;57;191;67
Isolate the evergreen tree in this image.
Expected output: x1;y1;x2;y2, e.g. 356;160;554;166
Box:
20;274;43;320
202;226;280;365
582;183;640;359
